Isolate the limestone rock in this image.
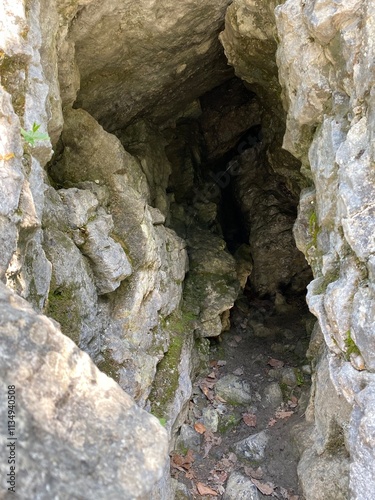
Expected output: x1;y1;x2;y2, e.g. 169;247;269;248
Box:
298;446;350;500
234;244;253;290
224;472;260;500
215;374;252;405
171;478;193;500
59;187;132;295
202;407;219;433
234;431;269;462
263;382;283;408
67;0;233;129
198;78;261;162
78;214;132;295
0;283;168;499
175;424;202;454
184;228;239;337
43;227;100;356
350;383;375;499
49;108;188;403
58;188;98;228
233;147;309;296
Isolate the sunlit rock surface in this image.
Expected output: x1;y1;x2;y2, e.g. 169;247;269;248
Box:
0;283;168;499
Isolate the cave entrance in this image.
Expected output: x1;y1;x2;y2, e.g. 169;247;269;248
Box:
168;78;314;497
166;76;312;312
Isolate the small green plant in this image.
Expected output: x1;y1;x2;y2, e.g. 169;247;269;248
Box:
158;417;167;427
295;369;305;386
344;330;361;360
21;122;49;146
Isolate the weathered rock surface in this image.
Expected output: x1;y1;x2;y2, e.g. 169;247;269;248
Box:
0;283;168;499
233;147;310;297
2;0;375;497
66;0;233;130
216;374;252;405
275;0;375;496
184;229;239;337
234;431;269;462
224;472;260;500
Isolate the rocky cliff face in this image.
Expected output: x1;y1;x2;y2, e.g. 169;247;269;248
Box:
1;0;374;498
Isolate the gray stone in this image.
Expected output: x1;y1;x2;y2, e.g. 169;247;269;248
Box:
263;382;283;408
234;244;253;290
68;0;233;130
215;374;252;405
298;446;349;500
175;424;202;454
0;283;168;499
43;227;99;354
281;368;298;388
58;188;98;228
171;478;193;500
351;284;375;371
0;216;18;280
184;228;239;337
202;407;219;433
350;383;375;499
234;431;269;462
79;214;132;295
224;472;260;500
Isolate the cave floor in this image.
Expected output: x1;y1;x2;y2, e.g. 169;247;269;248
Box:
171;295;312;499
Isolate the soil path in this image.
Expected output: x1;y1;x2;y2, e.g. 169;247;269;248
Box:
171;295;313;499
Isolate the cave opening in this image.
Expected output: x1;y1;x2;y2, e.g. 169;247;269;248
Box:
164;76;312;314
163;77;314;496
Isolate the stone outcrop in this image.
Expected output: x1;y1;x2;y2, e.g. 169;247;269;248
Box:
221;0;375;497
61;0;234;130
0;283;168;499
1;0;375;497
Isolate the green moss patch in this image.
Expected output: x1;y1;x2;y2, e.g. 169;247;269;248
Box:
344;330;361;361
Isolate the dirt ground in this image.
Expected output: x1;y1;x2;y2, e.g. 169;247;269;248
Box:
171;293;313;499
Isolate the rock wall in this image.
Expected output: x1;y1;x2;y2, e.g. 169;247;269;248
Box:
221;0;375;498
277;1;375;497
220;0;375;497
1;0;375;498
0;0;240;496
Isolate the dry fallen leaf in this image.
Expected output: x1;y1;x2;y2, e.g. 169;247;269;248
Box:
288;395;298;408
200;383;215;402
194;422;207;434
267;358;285;368
275;410;294;420
251;478;275;495
170;449;194;471
185;470;195;480
196;482;218;496
242;412;257;427
268;418;277;427
207;371;217;379
215;470;228;484
233;367;244;376
244;466;263;480
214;394;227;403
